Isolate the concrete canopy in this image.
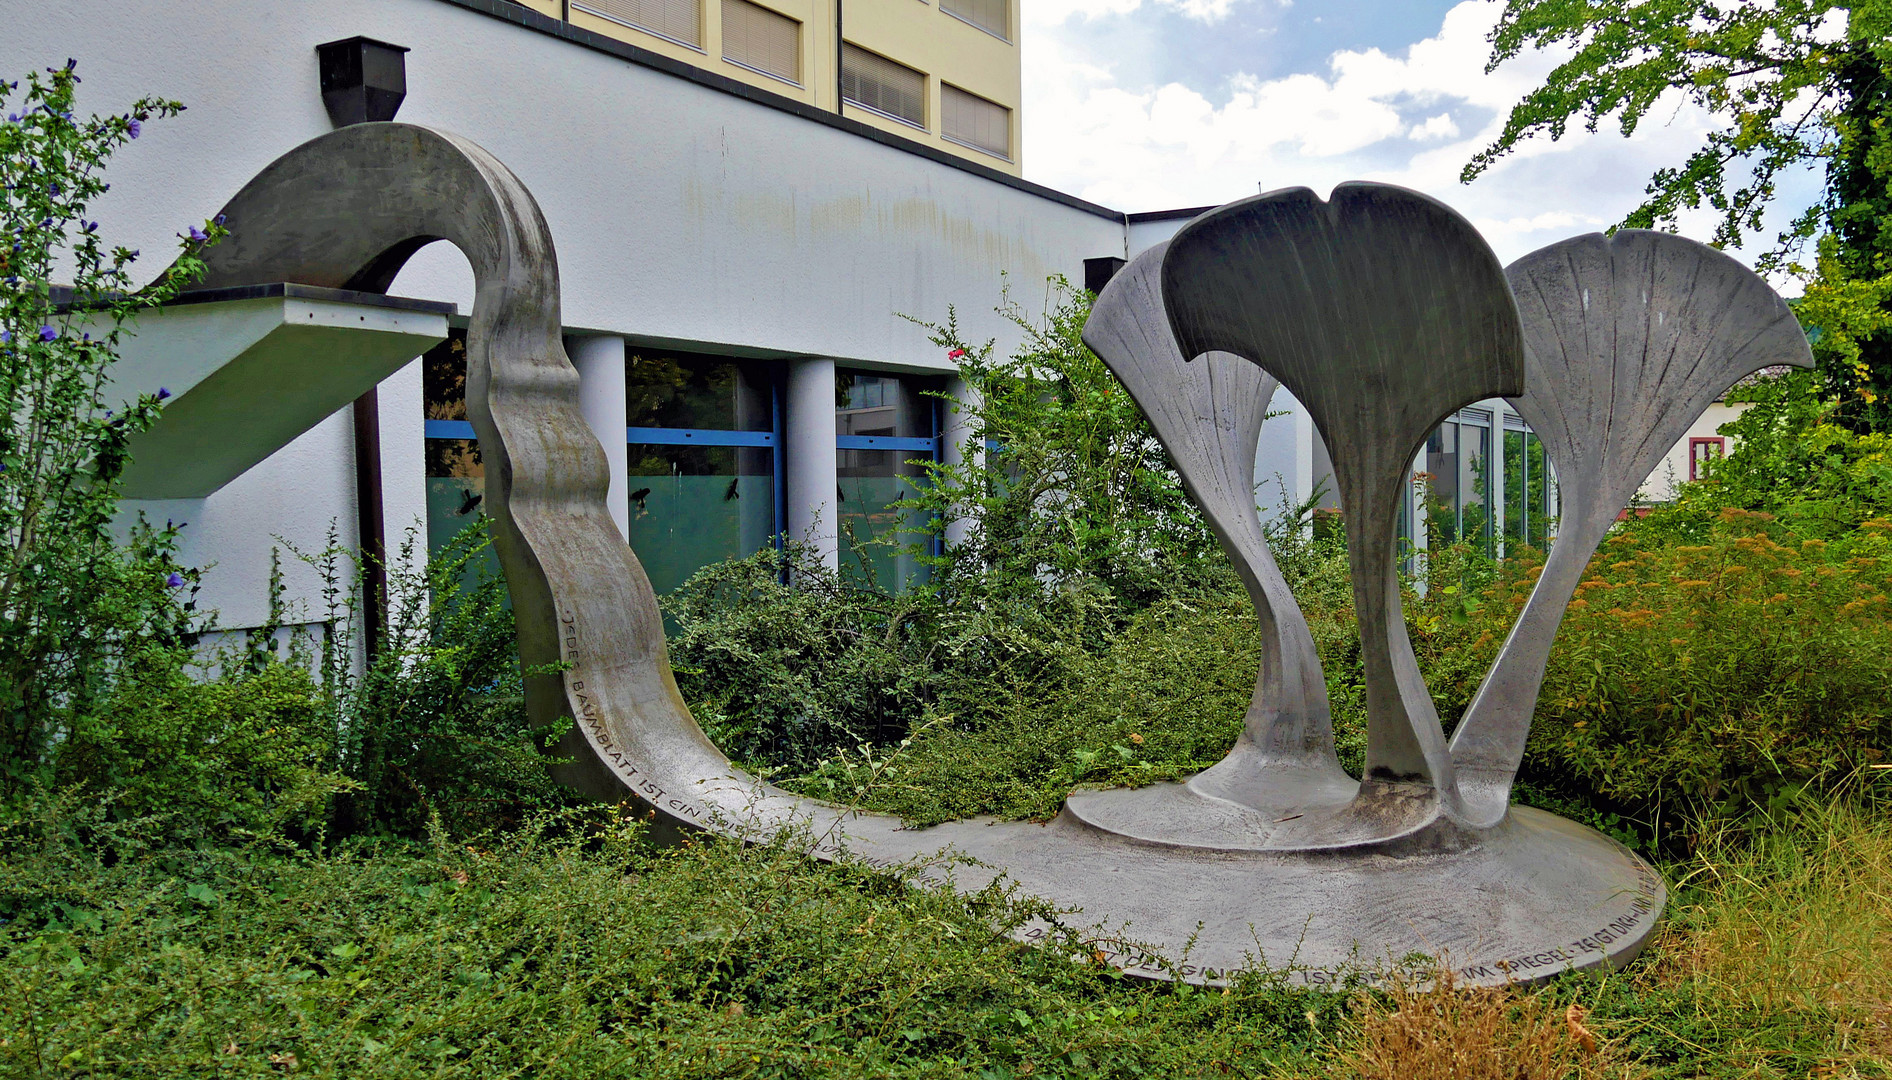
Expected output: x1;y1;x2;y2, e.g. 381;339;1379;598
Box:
112;284;451;499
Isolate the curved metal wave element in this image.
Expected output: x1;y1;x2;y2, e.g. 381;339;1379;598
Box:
178;122;843;840
174;129;1665;985
1448;231;1815;825
1082;241;1343;778
1161;184;1525;809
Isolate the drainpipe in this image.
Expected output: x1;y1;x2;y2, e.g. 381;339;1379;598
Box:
835;0;844;115
318;35;411;662
351;393;387;661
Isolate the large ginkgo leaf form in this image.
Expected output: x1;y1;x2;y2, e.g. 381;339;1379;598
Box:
1081;242;1351;803
1162;183;1524;817
1448;230;1814;826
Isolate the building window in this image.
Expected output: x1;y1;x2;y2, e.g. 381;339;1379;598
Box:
625;351;782;595
1689;436;1726;481
422;336;784;597
575;0;703;48
941;0;1009;40
722;0;800;84
941;83;1011;160
836;370;938;592
420;329;503;583
841;44;926;129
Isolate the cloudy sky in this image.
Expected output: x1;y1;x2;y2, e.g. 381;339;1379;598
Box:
1018;0;1819;277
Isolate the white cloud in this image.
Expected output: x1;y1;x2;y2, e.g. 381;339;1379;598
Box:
1409;113;1460;141
1019;0;1807;270
1027;0;1238;27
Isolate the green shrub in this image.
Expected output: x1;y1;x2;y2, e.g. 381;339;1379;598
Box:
52;661;352;845
307;522;577;839
0;810;1351;1080
0;63;222;792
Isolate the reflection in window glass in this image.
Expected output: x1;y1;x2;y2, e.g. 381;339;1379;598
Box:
627;352;772;431
838;449;930;592
627;444;776;595
624;351;779;594
1460;422;1492;555
425;438;487;557
835;370;936;592
1425;423;1460;546
836;371;930;437
421;330;503;584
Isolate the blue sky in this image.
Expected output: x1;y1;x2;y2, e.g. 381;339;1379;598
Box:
1020;0;1818;277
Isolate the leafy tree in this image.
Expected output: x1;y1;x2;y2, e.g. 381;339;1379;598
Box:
0;62;222;790
1465;0;1892;428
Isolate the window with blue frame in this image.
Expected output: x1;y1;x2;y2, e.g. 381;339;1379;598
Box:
422;334;786;595
421;329;503;581
624;350;782;595
835;370;939;592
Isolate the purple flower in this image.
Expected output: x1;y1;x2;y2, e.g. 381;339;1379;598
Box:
127;118;141;139
0;331;10;345
37;325;55;342
187;225;206;242
156;386;171;401
165;572;184;588
214;214;226;226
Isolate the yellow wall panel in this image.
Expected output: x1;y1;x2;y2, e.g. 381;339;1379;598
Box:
562;0;1020;173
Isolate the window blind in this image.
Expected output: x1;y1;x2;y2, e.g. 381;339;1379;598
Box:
841;44;926;128
576;0;701;47
941;84;1010;159
941;0;1009;41
722;0;800;83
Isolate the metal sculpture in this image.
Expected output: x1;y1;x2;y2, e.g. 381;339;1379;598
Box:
1074;240;1353;844
185;126;1825;987
1447;231;1816;825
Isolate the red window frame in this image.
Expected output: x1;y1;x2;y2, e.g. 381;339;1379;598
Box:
1688;436;1726;481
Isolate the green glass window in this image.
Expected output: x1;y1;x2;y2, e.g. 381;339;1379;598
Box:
836;371;938;592
625;351;781;596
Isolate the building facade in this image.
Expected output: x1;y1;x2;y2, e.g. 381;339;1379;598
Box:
9;0;1609;653
508;0;1022;173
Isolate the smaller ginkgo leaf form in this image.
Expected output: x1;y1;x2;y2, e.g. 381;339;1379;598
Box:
1162;183;1524;821
1081;241;1349;795
1448;230;1815;826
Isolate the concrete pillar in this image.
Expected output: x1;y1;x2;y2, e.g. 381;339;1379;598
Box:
940;375;982;550
569;335;629;541
786;356;839;569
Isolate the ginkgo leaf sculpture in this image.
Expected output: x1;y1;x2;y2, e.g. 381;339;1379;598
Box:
1448;231;1816;825
1070;240;1358;849
191;129;1757;985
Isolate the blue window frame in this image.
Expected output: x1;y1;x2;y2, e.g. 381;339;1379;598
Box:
422;336;788;595
622;350;784;595
836;370;941;592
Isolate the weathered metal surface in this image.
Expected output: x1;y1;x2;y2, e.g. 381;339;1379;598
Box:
1161;184;1524;817
1082;241;1343;778
1448;230;1816;824
183;134;1664;986
1071;240;1358;849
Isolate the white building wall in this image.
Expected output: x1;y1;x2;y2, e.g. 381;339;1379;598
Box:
1640;401;1746;503
9;0;1129;629
5;0;1125;373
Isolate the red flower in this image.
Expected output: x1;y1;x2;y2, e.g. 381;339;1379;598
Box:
948;348;966;359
